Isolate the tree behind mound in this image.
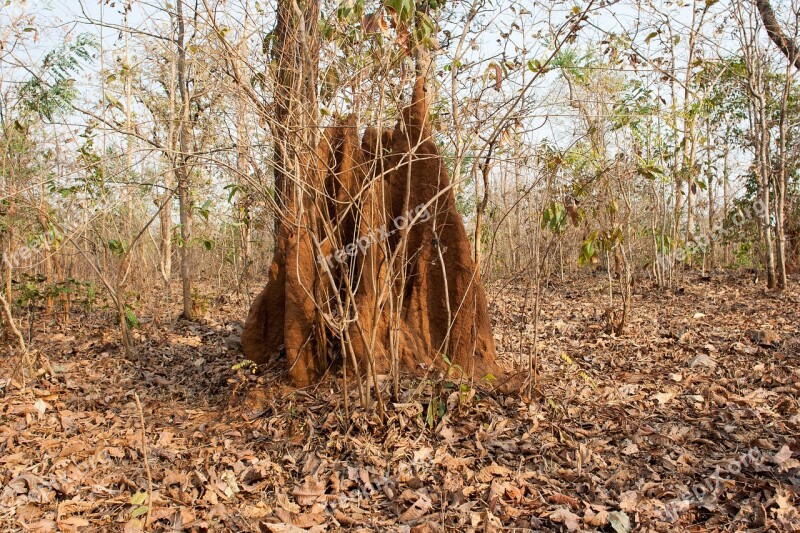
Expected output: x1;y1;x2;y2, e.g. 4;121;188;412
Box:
241;3;502;405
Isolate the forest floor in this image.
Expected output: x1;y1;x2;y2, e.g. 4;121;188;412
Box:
1;271;799;532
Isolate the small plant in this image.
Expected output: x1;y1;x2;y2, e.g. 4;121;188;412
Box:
123;304;140;329
81;281;97;313
128;490;149;521
425;395;446;429
559;352;597;389
191;290;210;317
232;359;258;374
15;275;43;308
734;242;753;268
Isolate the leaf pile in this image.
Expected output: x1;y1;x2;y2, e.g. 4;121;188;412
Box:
0;272;798;531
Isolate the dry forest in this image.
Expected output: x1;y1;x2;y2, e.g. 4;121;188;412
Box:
0;0;799;531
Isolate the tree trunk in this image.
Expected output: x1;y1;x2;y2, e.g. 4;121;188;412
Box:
176;0;194;319
158;190;173;286
756;99;776;288
243;0;322;384
235;23;252;288
706;117;716;268
722;124;731;266
754;0;800;69
774;59;793;289
683;0;702;257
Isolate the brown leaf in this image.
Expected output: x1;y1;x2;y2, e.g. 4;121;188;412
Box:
292;477;326;506
59;515;89;528
489;63;503;91
362;11;390;36
276;492;301;513
504;483;523;501
550;507;580;532
548;492;580;509
122;519;144;533
772;445;800;472
263;524;326;533
619;490;640;512
584;508;609;527
275;508;326;528
476;463;511;483
399;494;432;523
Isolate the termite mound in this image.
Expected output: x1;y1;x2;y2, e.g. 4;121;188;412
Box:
242;79;501;387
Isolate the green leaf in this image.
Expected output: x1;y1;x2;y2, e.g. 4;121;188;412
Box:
196;199;212;221
415;11;435;40
609;511;631;533
104;91;124;112
425;400;436;428
527;59;543;73
124;307;140;329
579;237;597;267
223;183;240;203
130;492;148;506
107;239;126;255
383;0;414;21
131;505;149;518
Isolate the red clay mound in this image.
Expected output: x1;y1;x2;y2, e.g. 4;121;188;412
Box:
243;81;501;387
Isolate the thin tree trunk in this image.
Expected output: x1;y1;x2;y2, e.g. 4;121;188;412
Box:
706;117;716;268
774;60;793;289
160;57;178;291
159;189;173;286
176;0;194;319
475;140;496;275
722;124;731;266
235;23;252;288
756;99;776;288
0;290;25;353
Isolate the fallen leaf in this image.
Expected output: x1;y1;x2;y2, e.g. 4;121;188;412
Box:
772;445;800;472
550;507;580;531
609;510;631;533
652;392;675;405
584;508;609;527
618;491;639;512
399;494;432;523
475;463;511;482
292;477;326;506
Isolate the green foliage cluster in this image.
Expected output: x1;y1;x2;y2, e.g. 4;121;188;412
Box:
18;34;98;121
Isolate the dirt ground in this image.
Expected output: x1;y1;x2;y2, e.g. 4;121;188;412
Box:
1;272;798;532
